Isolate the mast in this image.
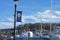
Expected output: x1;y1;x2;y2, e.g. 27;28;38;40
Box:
41;15;42;36
50;0;52;35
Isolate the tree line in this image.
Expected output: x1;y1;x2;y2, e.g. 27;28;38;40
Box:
17;23;60;32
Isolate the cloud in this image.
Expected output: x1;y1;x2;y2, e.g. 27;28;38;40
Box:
21;10;60;23
36;10;51;19
19;10;50;23
6;16;14;22
55;11;60;16
0;22;13;29
1;10;60;29
6;10;60;23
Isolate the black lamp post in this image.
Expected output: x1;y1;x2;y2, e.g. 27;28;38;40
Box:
14;0;18;40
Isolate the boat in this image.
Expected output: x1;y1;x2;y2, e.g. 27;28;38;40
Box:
7;30;34;40
50;26;60;40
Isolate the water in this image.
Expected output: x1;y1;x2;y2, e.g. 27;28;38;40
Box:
50;35;60;40
7;37;50;40
7;36;60;40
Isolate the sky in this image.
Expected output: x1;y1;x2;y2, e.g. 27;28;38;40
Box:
0;0;60;29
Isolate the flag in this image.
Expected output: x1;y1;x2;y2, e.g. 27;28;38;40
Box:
17;11;22;22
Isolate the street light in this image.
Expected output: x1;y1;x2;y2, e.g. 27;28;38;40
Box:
13;0;18;40
14;0;18;6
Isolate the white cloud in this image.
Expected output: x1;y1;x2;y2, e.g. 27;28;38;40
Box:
22;10;60;23
0;22;12;26
20;10;51;23
43;10;51;14
7;16;14;22
22;15;36;23
42;19;49;22
0;22;13;29
6;10;51;23
52;15;58;18
55;11;60;15
1;10;60;29
36;10;51;19
6;10;60;23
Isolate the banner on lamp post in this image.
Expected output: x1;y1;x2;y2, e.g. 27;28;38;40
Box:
17;11;22;22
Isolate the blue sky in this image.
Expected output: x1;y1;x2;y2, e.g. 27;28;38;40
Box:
0;0;60;29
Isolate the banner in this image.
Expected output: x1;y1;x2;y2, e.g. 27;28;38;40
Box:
17;11;22;22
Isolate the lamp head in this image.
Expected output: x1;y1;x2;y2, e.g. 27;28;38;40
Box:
14;0;19;5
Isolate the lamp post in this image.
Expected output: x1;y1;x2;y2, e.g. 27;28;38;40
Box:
14;0;18;40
